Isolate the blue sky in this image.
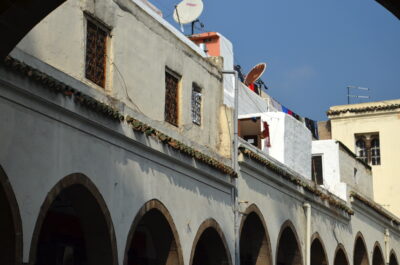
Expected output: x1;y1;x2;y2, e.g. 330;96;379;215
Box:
152;0;400;120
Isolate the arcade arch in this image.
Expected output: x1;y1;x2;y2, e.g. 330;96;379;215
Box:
190;219;232;265
333;245;349;265
29;173;117;265
390;251;399;265
124;199;183;265
239;204;272;265
354;233;370;265
310;234;328;265
372;243;385;265
276;221;303;265
0;165;22;265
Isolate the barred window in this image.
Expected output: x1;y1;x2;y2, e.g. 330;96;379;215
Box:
371;138;380;165
191;83;202;125
165;70;180;126
356;139;368;164
85;18;108;88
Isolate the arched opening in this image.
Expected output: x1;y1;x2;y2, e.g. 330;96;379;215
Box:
354;234;369;265
0;0;66;58
390;252;398;265
191;219;232;265
0;166;22;265
30;174;117;265
333;246;349;265
276;221;302;265
372;244;385;265
310;236;328;265
239;205;272;265
124;200;183;265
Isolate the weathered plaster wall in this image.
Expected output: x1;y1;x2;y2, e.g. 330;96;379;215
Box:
0;55;235;264
15;0;228;158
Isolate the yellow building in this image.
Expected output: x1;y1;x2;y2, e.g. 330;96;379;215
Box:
326;99;400;216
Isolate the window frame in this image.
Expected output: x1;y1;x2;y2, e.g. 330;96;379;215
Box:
354;133;381;166
191;82;202;126
84;13;111;89
164;68;181;127
311;155;324;185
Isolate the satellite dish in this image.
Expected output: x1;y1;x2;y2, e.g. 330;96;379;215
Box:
173;0;204;25
244;63;267;86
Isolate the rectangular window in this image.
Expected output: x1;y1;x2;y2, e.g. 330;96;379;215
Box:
165;70;180;126
355;133;380;165
85;17;108;88
191;83;202;125
312;155;323;185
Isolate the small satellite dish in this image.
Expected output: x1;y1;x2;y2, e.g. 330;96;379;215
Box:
244;63;267;86
173;0;204;25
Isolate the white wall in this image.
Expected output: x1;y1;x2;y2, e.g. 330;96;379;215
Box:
312;140;347;200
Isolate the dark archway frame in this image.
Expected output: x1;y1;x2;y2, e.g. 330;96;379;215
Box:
189;218;233;265
28;173;118;265
333;244;350;265
310;232;329;265
239;204;273;265
372;242;385;265
390;250;399;265
275;220;304;265
0;165;23;265
353;232;371;265
123;199;184;265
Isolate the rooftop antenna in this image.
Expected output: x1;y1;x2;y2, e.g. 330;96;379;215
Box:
173;0;204;34
347;86;370;104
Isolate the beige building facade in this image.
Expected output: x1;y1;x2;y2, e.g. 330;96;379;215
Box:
327;99;400;216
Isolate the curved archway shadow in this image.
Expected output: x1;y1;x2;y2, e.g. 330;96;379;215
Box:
354;232;370;265
390;250;399;265
190;218;232;265
28;173;118;265
275;220;303;265
239;204;273;265
124;199;184;265
372;242;385;265
333;244;350;265
0;165;23;265
310;233;328;265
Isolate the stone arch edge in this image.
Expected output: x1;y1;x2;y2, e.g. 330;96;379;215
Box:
28;173;118;265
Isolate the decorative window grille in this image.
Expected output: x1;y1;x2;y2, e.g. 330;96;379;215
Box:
85;18;108;88
165;70;179;126
191;83;202;125
371;138;381;165
356;139;368;164
311;155;324;185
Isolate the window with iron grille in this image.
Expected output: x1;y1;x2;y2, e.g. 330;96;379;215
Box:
191;83;202;125
85;18;109;88
165;70;179;126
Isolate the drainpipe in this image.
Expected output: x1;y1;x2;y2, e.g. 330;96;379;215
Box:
222;70;239;265
304;203;311;265
385;228;390;264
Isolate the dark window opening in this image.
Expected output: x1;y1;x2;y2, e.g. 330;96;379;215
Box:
164;70;180;126
312;155;323;185
355;134;380;165
191;83;202;126
85;18;108;88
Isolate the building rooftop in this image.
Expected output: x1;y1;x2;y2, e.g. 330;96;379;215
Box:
327;99;400;116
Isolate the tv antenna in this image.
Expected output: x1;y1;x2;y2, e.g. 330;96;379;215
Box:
347;86;370;104
173;0;204;33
